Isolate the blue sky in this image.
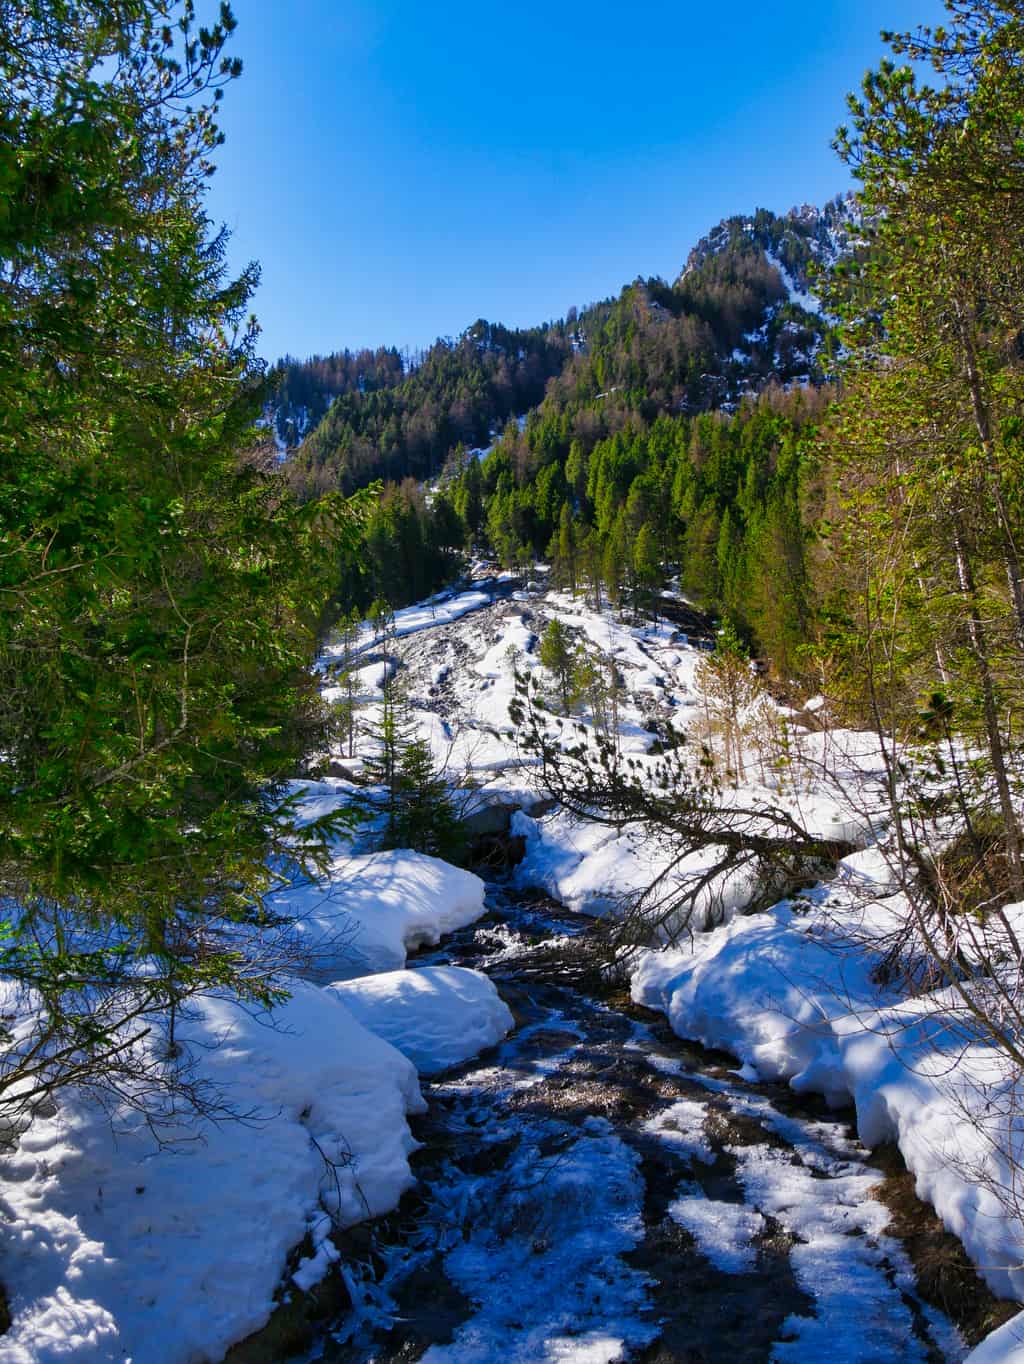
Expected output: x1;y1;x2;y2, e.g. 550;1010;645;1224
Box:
207;0;948;364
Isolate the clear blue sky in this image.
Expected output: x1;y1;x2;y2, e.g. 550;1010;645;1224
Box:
206;0;948;365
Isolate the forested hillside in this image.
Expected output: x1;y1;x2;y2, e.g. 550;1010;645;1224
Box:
285;201;852;635
283;319;572;497
266;346;407;449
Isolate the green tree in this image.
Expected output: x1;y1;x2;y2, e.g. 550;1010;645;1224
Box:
539;619;578;711
633;522;662;620
388;739;464;861
828;0;1024;895
329;609;365;760
461;456;484;541
0;0;360;1116
363;675;462;859
555;500;578;594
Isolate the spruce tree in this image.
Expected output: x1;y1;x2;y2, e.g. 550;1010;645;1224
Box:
556;501;578;595
633;523;662;620
363;675;462;859
0;0;359;1115
539;619;578;711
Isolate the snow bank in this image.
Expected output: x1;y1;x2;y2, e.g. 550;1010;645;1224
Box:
268;849;486;982
0;981;425;1364
512;807;760;927
328;965;514;1074
632;899;1024;1303
966;1314;1024;1362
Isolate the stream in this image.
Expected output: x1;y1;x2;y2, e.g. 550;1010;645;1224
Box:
305;887;965;1364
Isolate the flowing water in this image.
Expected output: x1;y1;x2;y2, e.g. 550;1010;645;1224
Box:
304;888;964;1364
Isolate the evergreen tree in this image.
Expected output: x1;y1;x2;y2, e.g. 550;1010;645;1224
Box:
539;619;578;711
388;739;464;861
0;0;359;1115
828;0;1024;895
459;456;484;542
633;522;662;620
363;675;462;859
556;501;579;594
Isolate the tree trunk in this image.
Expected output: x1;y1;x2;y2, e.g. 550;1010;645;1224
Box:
951;510;1024;896
955;306;1024;651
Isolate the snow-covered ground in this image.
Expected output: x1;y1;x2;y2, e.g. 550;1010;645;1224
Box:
632;900;1024;1306
0;981;427;1364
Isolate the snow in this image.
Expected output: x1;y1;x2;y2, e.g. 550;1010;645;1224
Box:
385;590;492;639
417;1122;654;1364
966;1314;1024;1362
0;981;426;1364
631;897;1024;1303
314;578;1023;1357
667;1188;764;1272
267;849;487;982
8;567;1024;1361
0;843;494;1359
328;966;514;1074
642;1097;714;1163
765;249;822;315
319;590;493;668
736;1139;950;1363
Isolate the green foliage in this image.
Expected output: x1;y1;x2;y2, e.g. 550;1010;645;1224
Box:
329;609;364;759
470;389;824;678
363;676;463;861
287;320;571;499
387;739;464;861
267;346;406;450
0;0;362;1113
538;620;578;711
821;0;1024;907
322;480;465;627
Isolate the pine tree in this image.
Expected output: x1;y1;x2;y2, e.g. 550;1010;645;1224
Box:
539;619;578;711
829;0;1024;895
363;675;462;859
556;501;578;594
389;740;464;861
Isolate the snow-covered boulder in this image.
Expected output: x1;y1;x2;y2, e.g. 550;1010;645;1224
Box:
0;980;425;1364
328;965;514;1074
268;849;487;982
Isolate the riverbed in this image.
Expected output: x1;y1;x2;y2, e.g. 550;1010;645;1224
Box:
305;887;966;1364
